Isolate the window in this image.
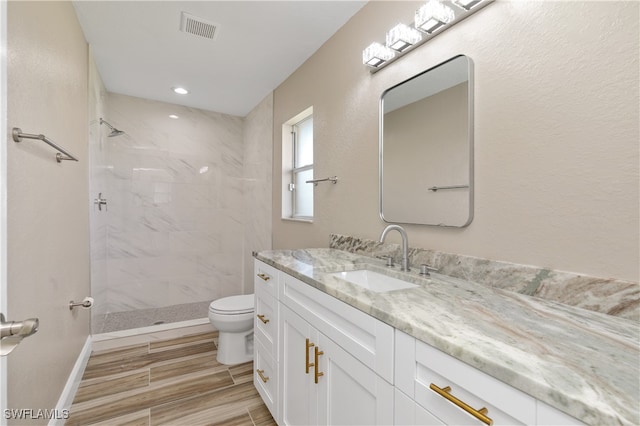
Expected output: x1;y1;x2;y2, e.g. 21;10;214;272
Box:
282;107;313;221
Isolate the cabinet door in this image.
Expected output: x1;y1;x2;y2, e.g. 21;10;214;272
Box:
395;389;445;426
316;334;394;426
279;305;318;426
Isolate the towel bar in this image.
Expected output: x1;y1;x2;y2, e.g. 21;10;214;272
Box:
12;127;79;163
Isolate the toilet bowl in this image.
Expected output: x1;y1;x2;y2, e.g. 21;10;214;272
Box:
208;294;254;365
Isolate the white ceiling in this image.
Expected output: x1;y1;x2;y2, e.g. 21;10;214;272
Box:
73;1;367;117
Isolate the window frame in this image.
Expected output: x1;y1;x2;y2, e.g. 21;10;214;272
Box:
282;107;313;222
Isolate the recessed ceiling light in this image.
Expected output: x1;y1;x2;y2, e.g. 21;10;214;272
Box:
172;87;189;95
169;114;179;119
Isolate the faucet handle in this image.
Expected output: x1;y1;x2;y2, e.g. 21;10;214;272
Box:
375;255;395;267
419;264;438;276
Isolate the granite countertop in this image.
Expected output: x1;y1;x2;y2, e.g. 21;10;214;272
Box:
255;248;640;426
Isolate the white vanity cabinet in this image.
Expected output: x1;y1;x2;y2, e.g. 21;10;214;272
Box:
253;259;395;425
254;259;585;426
278;272;394;426
253;261;280;420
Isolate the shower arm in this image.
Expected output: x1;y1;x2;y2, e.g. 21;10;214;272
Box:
99;118;115;130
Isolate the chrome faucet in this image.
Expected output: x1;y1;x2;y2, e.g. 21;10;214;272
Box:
379;224;410;271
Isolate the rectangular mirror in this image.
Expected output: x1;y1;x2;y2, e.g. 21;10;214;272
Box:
380;55;474;227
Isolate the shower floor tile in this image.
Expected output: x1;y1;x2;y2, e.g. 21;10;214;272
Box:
97;301;211;333
67;328;274;426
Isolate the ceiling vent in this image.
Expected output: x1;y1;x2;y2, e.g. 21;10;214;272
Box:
180;12;218;40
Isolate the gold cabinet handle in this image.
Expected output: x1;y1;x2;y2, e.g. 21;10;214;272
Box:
257;314;270;324
314;346;324;384
257;273;271;281
305;338;315;374
429;383;493;425
256;369;269;383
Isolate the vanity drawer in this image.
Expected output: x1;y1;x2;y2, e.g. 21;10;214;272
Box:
254;286;278;358
254;259;278;298
254;337;278;421
279;272;394;383
413;339;536;426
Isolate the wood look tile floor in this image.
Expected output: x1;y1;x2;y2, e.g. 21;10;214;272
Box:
67;330;276;426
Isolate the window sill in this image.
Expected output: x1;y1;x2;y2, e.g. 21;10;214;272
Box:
281;217;314;224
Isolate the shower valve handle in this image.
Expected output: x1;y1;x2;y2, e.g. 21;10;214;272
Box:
94;193;108;211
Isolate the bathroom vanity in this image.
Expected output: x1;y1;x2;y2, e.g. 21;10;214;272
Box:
252;249;639;425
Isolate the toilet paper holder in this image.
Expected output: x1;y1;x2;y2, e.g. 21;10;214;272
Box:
69;297;93;310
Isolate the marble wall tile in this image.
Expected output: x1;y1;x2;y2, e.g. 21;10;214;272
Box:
97;93;247;314
90;258;109;318
242;93;274;294
106;276;223;312
89;91;273;325
329;233;640;321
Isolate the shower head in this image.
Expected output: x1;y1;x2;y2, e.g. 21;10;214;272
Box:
99;118;125;137
108;128;125;137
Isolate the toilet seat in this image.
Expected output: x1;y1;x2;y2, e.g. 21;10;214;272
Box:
209;294;254;315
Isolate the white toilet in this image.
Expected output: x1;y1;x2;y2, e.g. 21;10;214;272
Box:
208;294;255;365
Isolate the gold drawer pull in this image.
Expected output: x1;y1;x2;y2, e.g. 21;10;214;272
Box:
256;369;269;383
305;338;315;374
314;346;324;384
257;314;270;324
430;384;493;425
257;273;271;281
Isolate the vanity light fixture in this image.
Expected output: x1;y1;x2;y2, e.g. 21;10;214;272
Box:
452;0;483;11
415;0;455;34
363;42;395;68
386;23;422;52
172;87;189;95
363;0;492;72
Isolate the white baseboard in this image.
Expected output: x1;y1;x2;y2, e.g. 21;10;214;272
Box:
48;336;92;426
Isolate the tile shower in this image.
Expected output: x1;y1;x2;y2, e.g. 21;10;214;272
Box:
89;88;273;334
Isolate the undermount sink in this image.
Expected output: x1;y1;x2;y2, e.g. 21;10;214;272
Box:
329;269;419;293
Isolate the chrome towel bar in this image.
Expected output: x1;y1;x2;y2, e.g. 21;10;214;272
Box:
306;176;338;186
12;127;79;163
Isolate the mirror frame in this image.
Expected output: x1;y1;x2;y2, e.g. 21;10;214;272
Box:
379;54;474;227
